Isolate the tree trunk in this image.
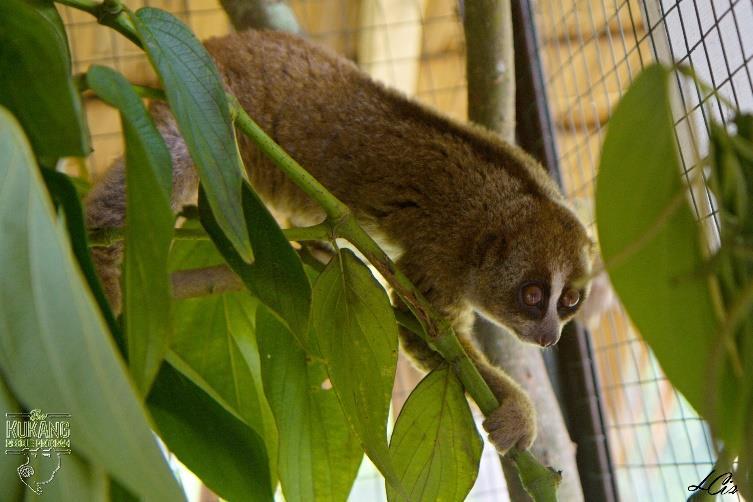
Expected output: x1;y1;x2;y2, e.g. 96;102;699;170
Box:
464;1;584;500
217;0;301;33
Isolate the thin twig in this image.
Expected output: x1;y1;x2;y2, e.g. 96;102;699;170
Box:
88;222;331;247
55;0;142;46
172;265;243;299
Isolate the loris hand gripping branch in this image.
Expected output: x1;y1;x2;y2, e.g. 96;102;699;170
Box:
85;31;594;454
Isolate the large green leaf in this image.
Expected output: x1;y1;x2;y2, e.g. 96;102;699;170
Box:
132;7;252;262
710;119;753;440
26;0;72;63
3;381;112;502
168;233;278;481
148;364;274;502
199;184;311;343
27;452;109;502
0;107;183;501
311;249;400;488
87;65;174;394
256;307;363;501
0;377;24;502
387;366;482;502
595;64;726;421
0;0;89;158
109;478;140;502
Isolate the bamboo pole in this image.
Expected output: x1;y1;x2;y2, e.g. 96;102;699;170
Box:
216;0;301;33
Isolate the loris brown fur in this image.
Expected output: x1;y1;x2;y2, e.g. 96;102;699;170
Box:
85;30;593;454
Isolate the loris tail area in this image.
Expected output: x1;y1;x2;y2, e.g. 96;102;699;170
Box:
85;30;594;454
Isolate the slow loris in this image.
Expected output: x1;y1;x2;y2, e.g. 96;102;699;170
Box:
85;30;594;454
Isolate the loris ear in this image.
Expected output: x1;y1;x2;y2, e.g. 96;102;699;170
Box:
471;231;506;268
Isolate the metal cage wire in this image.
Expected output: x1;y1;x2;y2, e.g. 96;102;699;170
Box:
535;0;752;499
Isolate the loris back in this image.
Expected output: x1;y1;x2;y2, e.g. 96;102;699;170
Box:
207;31;562;231
197;32;590;331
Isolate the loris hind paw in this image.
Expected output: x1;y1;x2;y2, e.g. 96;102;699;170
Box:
482;392;537;454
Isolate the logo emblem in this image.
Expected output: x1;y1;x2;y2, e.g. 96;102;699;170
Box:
5;409;71;494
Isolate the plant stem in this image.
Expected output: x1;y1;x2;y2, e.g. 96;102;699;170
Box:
206;123;503;405
88;227;204;247
55;0;141;47
230;96;350;221
231;105;556;489
88;223;331;247
172;265;243;299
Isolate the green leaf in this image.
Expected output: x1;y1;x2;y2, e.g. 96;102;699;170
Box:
109;478;140;502
148;363;274;502
4;376;123;502
0;107;183;500
87;65;174;394
387;366;482;502
311;249;400;487
26;0;72;64
595;64;733;428
168;233;278;483
132;7;252;262
40;168;123;355
256;307;363;501
31;452;109;502
6;417;111;501
0;0;89;158
0;378;24;502
199;184;311;344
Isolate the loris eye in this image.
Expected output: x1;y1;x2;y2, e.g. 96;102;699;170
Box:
518;281;548;319
559;288;580;309
521;284;544;306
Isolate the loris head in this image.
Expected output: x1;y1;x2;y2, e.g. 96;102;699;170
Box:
467;198;594;347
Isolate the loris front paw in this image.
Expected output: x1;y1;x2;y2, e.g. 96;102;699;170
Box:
482;391;537;454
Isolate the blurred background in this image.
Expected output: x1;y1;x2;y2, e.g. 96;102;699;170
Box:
58;0;753;500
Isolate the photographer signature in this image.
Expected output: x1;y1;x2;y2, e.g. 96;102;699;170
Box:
688;470;738;496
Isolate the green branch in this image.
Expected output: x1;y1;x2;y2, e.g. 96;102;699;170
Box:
232;94;557;497
229;103;500;407
59;0;557;495
56;0;141;47
229;96;350;221
89;226;205;247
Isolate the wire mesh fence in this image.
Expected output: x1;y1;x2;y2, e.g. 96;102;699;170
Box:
536;0;752;499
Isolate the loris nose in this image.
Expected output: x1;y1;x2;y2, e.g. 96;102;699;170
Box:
535;331;558;347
